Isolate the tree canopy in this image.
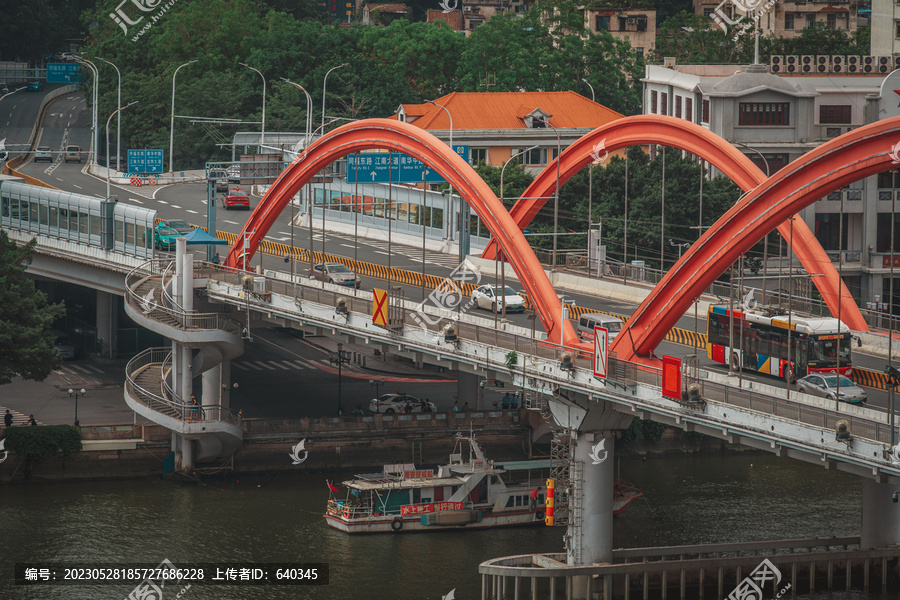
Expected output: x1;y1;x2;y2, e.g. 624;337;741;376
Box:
0;232;66;385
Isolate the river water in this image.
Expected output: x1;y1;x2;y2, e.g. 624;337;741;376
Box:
1;452;889;600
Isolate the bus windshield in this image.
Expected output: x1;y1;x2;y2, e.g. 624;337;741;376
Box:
808;336;851;366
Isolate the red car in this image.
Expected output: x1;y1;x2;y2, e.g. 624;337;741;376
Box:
223;187;250;210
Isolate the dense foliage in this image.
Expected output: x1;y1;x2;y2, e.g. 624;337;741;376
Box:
0;232;66;385
2;425;83;462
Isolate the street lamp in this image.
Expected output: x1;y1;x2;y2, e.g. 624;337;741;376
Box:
96;58;121;170
669;239;690;261
581;78;595;102
541;116;562;269
280;78;312;148
337;342;345;415
68;388;86;426
500;145;539;324
425;99;463;260
321;63;348;133
106;101;138;199
68;55;99;168
369;377;386;398
240;62;266;148
169;59;197;173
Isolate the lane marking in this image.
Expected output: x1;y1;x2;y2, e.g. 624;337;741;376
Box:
130;197;144;204
185;209;198;214
232;362;249;371
253;361;277;370
271;362;291;370
73;184;82;189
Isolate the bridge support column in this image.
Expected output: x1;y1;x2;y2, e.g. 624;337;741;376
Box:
96;290;118;359
457;371;480;409
174;434;194;472
861;480;900;549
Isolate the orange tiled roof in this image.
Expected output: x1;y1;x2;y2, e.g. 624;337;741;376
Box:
366;3;408;12
426;9;463;30
393;92;623;130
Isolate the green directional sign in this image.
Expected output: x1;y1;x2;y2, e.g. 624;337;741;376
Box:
46;63;80;84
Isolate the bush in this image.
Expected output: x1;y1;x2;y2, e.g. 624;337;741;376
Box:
2;425;82;462
619;418;668;446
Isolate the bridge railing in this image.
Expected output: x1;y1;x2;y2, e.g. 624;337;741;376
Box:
203;262;895;443
125;347;242;426
126;260;241;332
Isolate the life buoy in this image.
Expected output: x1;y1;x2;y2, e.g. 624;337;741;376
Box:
391;518;404;532
343;507;351;519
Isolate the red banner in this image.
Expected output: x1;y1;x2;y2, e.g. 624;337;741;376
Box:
662;355;682;400
402;470;434;480
883;256;900;268
400;501;463;516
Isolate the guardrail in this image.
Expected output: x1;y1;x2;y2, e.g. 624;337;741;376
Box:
204;261;897;446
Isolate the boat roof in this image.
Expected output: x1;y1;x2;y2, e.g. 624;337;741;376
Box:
494;459;551;471
343;475;464;491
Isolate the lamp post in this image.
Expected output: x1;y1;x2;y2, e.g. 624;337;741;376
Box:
541;116;562;268
96;58;121;170
321;63;348;133
669;239;690;261
106;101;138;199
500;145;539;324
68;55;99;168
337;342;344;415
240;63;266;149
169;59;197;173
581;78;595;102
68;388;86;426
280;78;313;148
735;141;771;302
425;99;463;260
369;377;386;398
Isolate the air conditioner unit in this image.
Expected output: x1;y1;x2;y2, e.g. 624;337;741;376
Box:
801;55;814;73
894;56;900;70
463;5;472;10
863;55;877;73
816;55;829;73
770;55;784;73
627;16;636;24
786;55;799;66
846;55;861;73
663;56;677;68
830;55;845;73
879;56;891;73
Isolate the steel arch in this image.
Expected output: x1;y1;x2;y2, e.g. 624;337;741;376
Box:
225;118;580;346
611;116;900;361
482;115;866;333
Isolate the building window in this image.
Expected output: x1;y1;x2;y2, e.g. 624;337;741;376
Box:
815;214;847;251
617;16;626;30
703;7;713;17
819;105;851;124
738;102;790;126
651;90;658;114
635;47;644;56
595;15;609;31
471;148;488;165
636;17;647;31
514;147;548;165
826;13;836;28
785;13;794;29
896;21;900;38
745;153;789;175
702;99;710;123
661;92;668;116
685;97;693;123
675;96;682;119
805;14;815;27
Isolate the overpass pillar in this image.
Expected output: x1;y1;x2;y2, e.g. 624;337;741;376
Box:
457;371;480;409
175;434;194;472
201;360;232;417
95;291;118;359
547;394;633;599
861;479;900;549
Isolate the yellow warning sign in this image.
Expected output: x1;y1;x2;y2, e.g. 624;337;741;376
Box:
372;288;388;326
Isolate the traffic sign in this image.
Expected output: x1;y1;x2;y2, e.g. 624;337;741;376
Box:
347;146;469;184
593;326;608;379
372;288;388;327
128;149;164;174
46;63;80;84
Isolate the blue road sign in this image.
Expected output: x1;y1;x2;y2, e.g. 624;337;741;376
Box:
46;63;80;84
128;149;164;174
347;146;469;184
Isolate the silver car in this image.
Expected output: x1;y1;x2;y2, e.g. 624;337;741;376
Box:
470;285;526;313
796;374;866;405
34;146;52;162
368;393;436;414
312;262;360;288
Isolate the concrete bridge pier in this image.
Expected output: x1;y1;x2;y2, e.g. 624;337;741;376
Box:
861;479;900;549
547;393;633;600
201;360;232;418
458;371;480;408
173;433;194;472
95;290;118;359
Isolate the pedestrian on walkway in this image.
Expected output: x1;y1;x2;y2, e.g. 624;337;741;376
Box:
4;409;12;428
462;402;470;411
27;414;37;426
452;401;459;412
212;253;221;265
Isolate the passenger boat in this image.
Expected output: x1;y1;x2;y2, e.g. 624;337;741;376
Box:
324;434;546;533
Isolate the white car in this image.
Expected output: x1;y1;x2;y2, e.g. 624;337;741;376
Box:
470;285;526;313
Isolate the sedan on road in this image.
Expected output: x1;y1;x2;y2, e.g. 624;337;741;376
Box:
796;374;867;405
368;393;436;414
26;80;43;92
64;145;81;163
160;219;193;235
471;285;526;313
155;225;181;251
312;262;361;288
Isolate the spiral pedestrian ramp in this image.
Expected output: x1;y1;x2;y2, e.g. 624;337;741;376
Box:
123;258;244;468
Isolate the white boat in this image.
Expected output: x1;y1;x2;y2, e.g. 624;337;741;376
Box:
324;434;546;533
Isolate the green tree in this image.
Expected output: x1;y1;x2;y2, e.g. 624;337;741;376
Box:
0;232;66;385
655;11;755;64
473;160;535;209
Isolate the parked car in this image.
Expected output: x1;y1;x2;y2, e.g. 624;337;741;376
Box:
312;262;360;288
796;374;867;405
223;187;250;210
368;393;436;414
34;146;52;162
154;225;181;250
159;219;193;235
64;145;81;163
470;285;526;313
26;80;43;92
52;330;76;360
